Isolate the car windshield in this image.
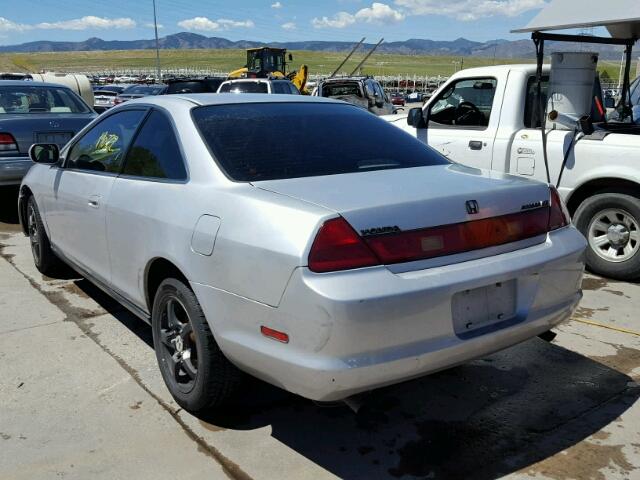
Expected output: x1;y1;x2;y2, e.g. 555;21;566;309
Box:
218;82;269;94
0;85;90;114
192;102;448;181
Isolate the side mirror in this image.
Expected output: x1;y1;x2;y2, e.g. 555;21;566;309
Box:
29;143;59;164
375;97;384;108
604;97;615;109
288;53;293;61
407;107;427;128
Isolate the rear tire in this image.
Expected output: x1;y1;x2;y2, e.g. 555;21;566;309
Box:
152;278;243;413
26;196;64;276
573;193;640;281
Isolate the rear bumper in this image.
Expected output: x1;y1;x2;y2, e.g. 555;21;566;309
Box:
0;157;32;186
193;226;586;401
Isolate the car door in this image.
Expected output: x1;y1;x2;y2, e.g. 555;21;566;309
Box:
107;109;189;310
44;109;147;283
419;77;499;170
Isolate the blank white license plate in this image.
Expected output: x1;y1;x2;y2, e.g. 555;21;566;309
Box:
451;280;517;337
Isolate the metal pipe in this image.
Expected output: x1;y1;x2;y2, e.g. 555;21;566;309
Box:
329;38;365;78
349;38;384;76
152;0;161;81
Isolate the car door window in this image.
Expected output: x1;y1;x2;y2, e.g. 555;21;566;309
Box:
429;78;497;128
288;83;300;95
122;110;187;180
67;110;146;173
373;82;385;102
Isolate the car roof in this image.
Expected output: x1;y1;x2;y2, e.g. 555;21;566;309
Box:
126;93;342;108
0;80;74;88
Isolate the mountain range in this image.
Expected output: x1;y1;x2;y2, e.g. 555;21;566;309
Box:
0;32;629;60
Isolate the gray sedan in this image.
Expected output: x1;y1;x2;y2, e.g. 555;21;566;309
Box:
18;94;586;413
0;81;96;186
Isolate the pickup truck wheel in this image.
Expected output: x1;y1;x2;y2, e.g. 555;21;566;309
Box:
152;278;243;413
573;193;640;281
26;196;64;276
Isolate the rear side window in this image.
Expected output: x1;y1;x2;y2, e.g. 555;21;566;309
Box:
122;111;187;180
67;110;146;173
218;82;269;94
192;102;448;182
524;76;549;128
272;82;289;94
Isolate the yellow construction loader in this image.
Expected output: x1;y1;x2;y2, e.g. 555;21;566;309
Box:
228;47;309;93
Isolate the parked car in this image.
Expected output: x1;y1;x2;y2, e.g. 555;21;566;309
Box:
93;89;119;113
217;78;300;94
19;94;585;413
390;92;406;106
162;77;225;95
313;76;394;115
114;84;167;105
387;64;640;280
0;81;96;186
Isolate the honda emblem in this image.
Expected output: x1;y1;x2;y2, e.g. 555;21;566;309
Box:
466;200;479;214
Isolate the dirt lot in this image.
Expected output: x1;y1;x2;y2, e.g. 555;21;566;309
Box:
1;186;639;480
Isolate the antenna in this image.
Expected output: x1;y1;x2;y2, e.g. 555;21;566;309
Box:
349;38;384;76
329;38;366;78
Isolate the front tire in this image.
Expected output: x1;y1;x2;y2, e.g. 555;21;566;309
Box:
152;278;243;413
26;196;64;276
573;193;640;281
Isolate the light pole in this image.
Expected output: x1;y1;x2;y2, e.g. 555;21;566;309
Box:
152;0;161;81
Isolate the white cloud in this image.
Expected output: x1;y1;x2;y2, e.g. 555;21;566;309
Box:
312;3;404;29
0;15;136;32
271;2;283;8
144;22;164;29
312;12;357;29
178;16;254;31
355;2;405;24
281;21;297;30
394;0;545;21
36;16;136;30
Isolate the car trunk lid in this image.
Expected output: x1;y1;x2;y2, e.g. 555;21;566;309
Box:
254;164;552;269
0;114;94;156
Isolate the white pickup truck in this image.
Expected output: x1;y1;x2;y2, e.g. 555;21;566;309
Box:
387;64;640;280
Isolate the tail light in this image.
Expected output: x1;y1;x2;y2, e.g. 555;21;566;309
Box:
309;187;571;273
113;97;124;105
308;217;379;273
0;133;18;152
548;186;570;231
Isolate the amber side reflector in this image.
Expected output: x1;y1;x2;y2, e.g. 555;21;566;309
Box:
261;326;289;343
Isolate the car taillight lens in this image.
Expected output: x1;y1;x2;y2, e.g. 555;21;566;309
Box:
113;97;123;104
0;133;18;152
365;208;550;265
548;186;570;231
309;188;570;273
308;217;380;273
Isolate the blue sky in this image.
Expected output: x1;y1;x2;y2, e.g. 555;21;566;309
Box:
0;1;549;45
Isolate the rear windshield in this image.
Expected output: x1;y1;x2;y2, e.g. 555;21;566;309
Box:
123;85;165;95
218;82;269;94
0;85;90;114
321;83;362;98
192;102;448;181
165;81;209;94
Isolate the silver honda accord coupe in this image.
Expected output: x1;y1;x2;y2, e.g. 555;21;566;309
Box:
19;94;586;413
